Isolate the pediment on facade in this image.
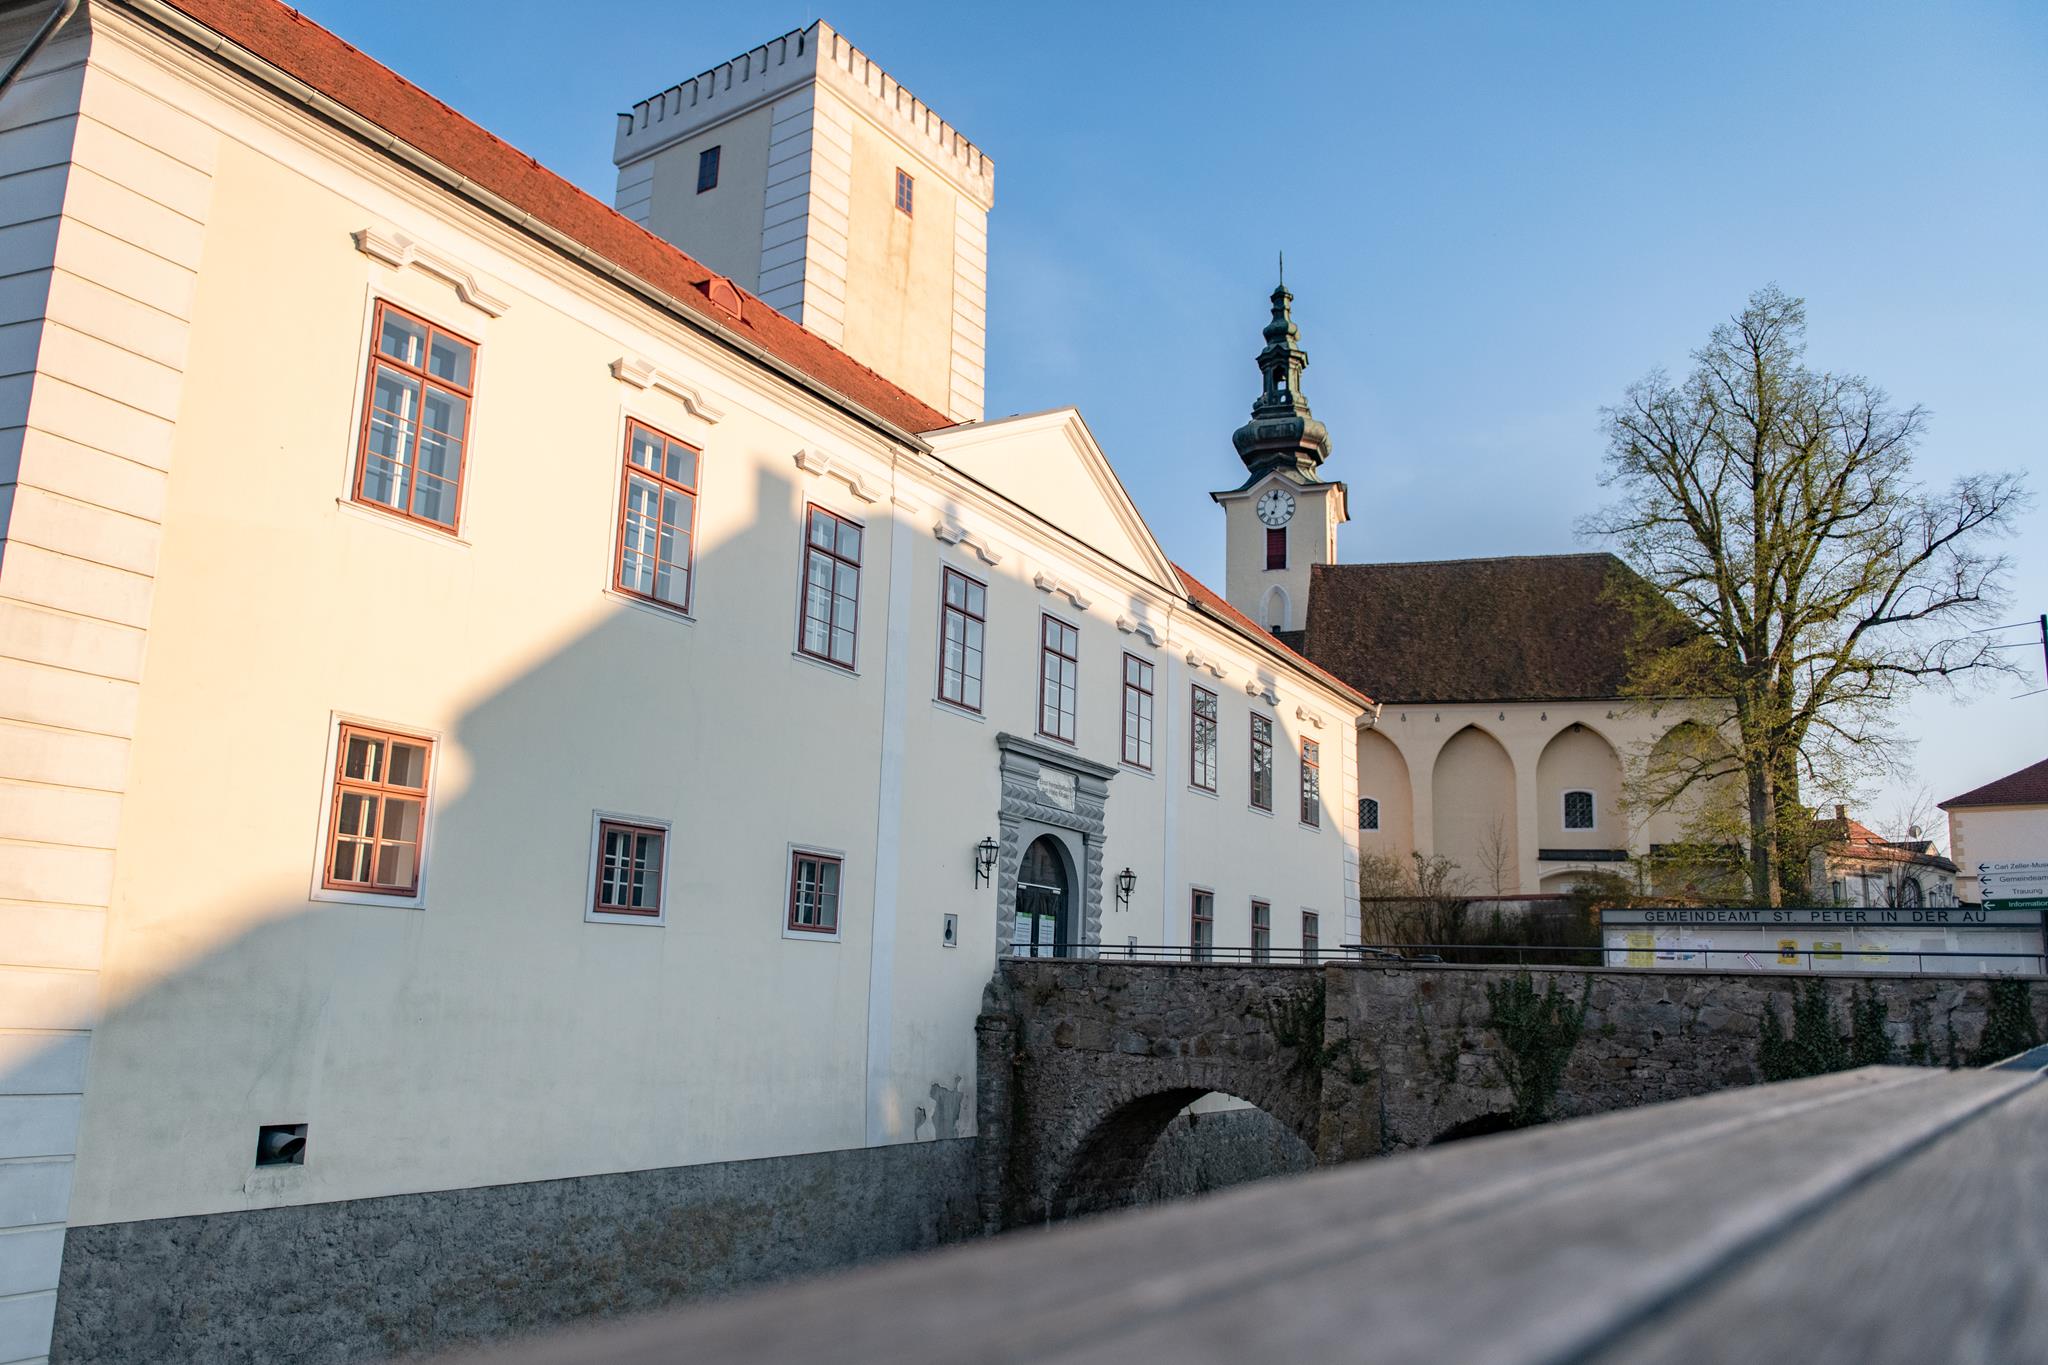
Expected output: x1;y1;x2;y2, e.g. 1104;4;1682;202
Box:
924;409;1180;593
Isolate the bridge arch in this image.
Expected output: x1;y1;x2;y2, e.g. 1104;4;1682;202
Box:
1035;1060;1318;1222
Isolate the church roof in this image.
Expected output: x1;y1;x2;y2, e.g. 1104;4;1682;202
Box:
1297;553;1671;704
151;0;954;439
1940;757;2048;810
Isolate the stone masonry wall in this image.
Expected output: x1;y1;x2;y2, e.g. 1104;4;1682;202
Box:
52;1137;977;1365
983;959;2048;1221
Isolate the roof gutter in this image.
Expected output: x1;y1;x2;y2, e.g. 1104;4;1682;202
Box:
119;0;933;455
1183;597;1373;712
0;0;81;105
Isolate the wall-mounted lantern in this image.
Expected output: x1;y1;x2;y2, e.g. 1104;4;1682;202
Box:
1115;866;1136;910
975;836;999;888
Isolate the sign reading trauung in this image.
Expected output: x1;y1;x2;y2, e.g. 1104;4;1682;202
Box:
1602;906;2044;929
1980;861;2048;910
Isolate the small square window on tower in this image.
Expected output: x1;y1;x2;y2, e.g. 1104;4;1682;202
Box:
697;145;721;193
895;168;914;216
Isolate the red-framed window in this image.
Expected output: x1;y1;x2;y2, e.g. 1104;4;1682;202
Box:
788;850;842;934
798;505;862;668
323;724;431;895
615;420;700;613
1302;911;1320;965
1300;737;1321;827
1190;685;1219;792
895;168;915;215
1121;654;1155;769
594;821;665;917
1252;899;1271;964
1039;614;1079;743
1266;526;1287;570
1249;713;1274;811
938;567;987;711
354;300;475;532
1191;890;1214;963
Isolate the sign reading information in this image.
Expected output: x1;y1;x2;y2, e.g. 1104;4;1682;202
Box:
1979;861;2048;910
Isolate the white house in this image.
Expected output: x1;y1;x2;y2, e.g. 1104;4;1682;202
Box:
1942;756;2048;906
0;4;1365;1360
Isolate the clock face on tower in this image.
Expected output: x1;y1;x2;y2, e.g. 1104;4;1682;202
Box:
1255;487;1296;528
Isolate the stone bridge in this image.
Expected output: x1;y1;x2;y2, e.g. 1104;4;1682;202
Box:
973;958;2045;1228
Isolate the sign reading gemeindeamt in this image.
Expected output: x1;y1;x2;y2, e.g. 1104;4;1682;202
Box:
1979;861;2048;910
1601;905;2043;928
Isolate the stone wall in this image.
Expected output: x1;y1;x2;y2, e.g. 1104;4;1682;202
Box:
982;959;2048;1221
51;1138;976;1364
1137;1106;1314;1203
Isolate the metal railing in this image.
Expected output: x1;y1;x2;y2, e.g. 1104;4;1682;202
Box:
1006;942;2048;975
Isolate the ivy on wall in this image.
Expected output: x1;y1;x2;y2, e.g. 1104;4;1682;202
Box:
1759;978;2042;1080
1482;972;1590;1126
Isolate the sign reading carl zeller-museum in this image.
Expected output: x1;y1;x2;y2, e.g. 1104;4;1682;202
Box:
1602;906;2043;928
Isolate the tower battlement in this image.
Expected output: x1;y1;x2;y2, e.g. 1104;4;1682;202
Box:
615;22;994;209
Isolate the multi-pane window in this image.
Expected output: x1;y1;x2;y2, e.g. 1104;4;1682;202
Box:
1300;738;1321;827
788;851;842;934
1360;796;1380;831
1121;655;1155;769
1039;614;1079;743
324;725;431;895
1191;686;1219;792
937;568;986;711
697;145;721;192
1191;890;1214;964
593;821;665;918
798;506;862;668
895;168;915;215
1266;527;1287;571
1251;900;1271;964
1564;789;1596;830
1302;911;1320;965
355;302;476;531
615;421;699;612
1249;713;1274;811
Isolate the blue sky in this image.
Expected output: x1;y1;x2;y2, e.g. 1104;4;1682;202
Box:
296;0;2047;833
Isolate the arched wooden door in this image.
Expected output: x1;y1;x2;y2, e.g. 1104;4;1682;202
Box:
1013;835;1072;958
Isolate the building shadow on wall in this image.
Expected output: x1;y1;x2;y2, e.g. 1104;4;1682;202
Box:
17;462;981;1364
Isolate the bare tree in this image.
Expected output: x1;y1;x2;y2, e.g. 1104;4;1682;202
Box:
1583;287;2027;904
1357;851;1472;945
1475;816;1514;897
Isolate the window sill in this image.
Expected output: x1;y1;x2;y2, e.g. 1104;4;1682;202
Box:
311;886;426;910
586;909;667;927
1187;785;1219;801
1247;805;1274;820
334;497;470;547
791;649;860;679
1120;763;1155;780
935;698;986;723
604;587;696;627
782;924;843;944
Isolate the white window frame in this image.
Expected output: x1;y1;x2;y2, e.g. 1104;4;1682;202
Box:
308;711;442;909
783;843;848;943
1562;788;1598;832
584;810;672;926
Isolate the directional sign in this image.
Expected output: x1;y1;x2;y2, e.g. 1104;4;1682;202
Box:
1979;860;2048;910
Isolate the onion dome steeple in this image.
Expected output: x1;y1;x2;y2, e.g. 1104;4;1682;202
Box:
1230;265;1331;482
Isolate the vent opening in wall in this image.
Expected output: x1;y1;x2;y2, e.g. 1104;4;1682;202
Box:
256;1123;308;1167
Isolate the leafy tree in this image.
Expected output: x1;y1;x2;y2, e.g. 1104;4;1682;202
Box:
1584;287;2028;904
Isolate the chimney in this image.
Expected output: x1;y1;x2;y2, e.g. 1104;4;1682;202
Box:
1834;803;1846;822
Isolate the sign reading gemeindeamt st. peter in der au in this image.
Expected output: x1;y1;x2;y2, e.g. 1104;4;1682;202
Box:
1979;861;2048;911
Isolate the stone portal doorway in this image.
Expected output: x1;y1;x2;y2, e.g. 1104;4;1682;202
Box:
1014;835;1072;957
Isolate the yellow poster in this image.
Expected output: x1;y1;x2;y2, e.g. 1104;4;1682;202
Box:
1777;939;1799;965
1626;931;1653;968
1860;942;1888;964
1815;940;1843;961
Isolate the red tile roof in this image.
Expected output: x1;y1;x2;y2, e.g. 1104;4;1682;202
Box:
1174;565;1371;706
150;0;954;437
1941;757;2048;810
1813;815;1958;871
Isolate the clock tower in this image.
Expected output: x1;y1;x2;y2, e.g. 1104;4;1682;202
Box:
1212;273;1347;633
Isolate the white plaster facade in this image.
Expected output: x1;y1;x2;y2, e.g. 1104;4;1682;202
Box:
0;7;1359;1358
612;23;992;424
1945;802;2048;906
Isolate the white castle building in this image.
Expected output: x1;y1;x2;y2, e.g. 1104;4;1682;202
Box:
0;6;1365;1360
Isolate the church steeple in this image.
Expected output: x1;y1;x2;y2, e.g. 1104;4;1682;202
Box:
1230;269;1331;482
